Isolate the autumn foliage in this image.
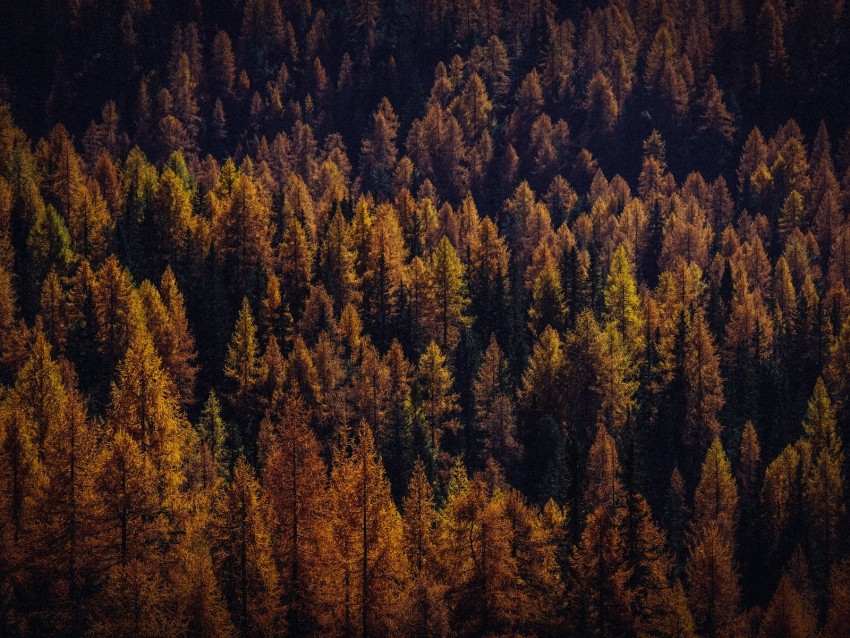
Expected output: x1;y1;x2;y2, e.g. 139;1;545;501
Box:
1;0;850;636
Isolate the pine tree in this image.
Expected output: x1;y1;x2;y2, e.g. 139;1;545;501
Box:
216;173;273;300
32;380;96;634
527;253;567;336
94;255;143;373
38;269;68;354
567;501;634;637
91;429;160;567
198;390;232;482
758;570;817;638
12;330;68;451
683;309;724;457
824;558;850;638
88;559;169;638
321;208;360;312
363;203;406;349
360;98;400;198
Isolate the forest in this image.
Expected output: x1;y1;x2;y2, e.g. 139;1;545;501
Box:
0;0;850;636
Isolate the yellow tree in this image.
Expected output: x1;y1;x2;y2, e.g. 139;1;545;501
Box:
683;309;725;457
212;456;285;636
567;500;633;637
527;251;566;336
108;327;188;511
758;570;817;638
415;341;459;461
94;255;144;371
801;379;845;569
261;394;328;636
401;460;450;638
428;236;470;352
91;429;160;568
824;558;850;638
279;216;314;318
473;335;520;470
685;521;741;638
224;298;265;443
31;378;97;633
363;203;406;348
324;423;407;637
157;266;198;407
692;437;739;542
603;244;644;357
215;172;273;298
438;468;560;637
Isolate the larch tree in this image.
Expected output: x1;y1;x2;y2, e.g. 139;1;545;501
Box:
682;309;724;457
401;460;450;638
94;255;144;373
11;330;68;451
685;521;741;638
360;98;400;199
758;570;817;638
215;172;273;300
158;266;198;407
603;244;644;357
438;471;552;637
261;393;328;637
38;269;68;354
224;297;265;443
691;437;739;542
107;326;188;511
324;422;407;638
567;496;634;637
473;335;520;471
212;456;285;637
824;558;850;638
31;377;96;633
91;429;160;568
415;341;459;462
320;208;360;312
801;378;845;570
527;252;567;336
362;203;406;349
428;236;470;352
279;215;314;320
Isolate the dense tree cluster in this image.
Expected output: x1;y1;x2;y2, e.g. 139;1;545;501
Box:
1;0;850;636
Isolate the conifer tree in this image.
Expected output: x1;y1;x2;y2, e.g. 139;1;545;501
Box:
325;423;407;637
685;522;741;638
429;236;470;352
213;456;285;636
261;394;327;636
692;438;739;541
604;244;644;357
801;379;845;570
224;298;265;448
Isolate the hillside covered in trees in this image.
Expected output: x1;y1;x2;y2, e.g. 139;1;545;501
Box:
1;0;850;636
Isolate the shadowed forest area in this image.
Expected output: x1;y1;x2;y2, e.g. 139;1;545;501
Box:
1;0;850;636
